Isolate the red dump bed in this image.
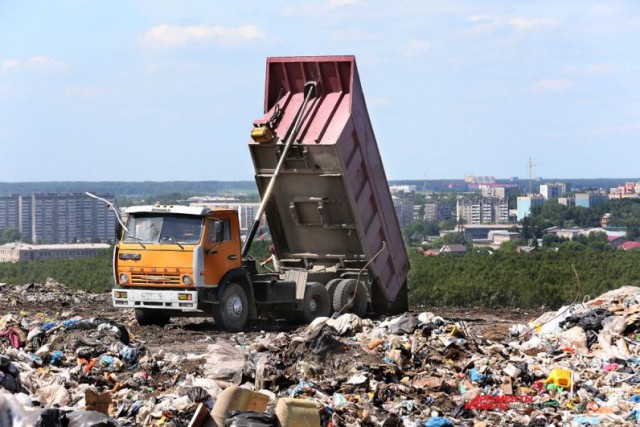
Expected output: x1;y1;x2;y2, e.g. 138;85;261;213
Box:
248;55;409;304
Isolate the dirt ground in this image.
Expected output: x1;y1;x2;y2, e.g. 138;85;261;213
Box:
0;283;543;354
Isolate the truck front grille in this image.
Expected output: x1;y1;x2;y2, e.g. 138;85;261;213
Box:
131;273;181;286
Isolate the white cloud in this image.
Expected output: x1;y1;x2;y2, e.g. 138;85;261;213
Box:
529;79;576;92
466;15;557;34
282;0;366;15
1;56;67;73
141;24;265;48
467;15;496;24
508;17;557;31
327;0;366;7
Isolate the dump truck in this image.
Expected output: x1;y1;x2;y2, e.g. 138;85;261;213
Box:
108;56;410;331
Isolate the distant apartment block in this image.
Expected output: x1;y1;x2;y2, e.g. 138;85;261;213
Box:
0;193;116;244
540;182;569;200
610;182;640;199
575;192;609;208
0;242;110;263
457;196;509;225
393;198;415;229
422;202;453;221
480;185;506;199
558;197;575;207
517;195;545;220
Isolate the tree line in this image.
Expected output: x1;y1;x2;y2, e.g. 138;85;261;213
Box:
408;243;640;309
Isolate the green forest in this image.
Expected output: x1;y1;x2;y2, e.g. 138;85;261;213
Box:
0;248;115;292
1;237;638;310
408;245;640;309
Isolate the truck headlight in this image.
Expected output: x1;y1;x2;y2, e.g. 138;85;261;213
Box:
119;273;129;284
182;275;192;285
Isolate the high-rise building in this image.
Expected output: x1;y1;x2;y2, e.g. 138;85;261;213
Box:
480;185;506;199
393;198;415;229
575;192;609;208
540;183;569;200
517;195;545;220
558;197;575;207
457;196;509;225
0;193;116;243
423;202;453;221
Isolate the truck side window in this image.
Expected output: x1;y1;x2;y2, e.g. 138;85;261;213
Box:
208;219;231;242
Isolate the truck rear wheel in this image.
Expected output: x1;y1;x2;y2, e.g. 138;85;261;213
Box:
135;308;169;327
332;279;368;317
213;282;249;332
325;278;342;304
299;282;331;324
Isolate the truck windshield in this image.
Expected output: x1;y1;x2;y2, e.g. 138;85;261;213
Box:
124;214;203;244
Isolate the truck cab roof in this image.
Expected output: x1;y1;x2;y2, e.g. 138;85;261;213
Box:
124;205;211;216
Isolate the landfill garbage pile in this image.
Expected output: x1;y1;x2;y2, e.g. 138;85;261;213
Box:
2;280;640;426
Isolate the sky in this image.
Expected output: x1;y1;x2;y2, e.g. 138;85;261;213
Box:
1;1;639;182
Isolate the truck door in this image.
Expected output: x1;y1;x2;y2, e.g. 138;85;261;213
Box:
203;216;241;285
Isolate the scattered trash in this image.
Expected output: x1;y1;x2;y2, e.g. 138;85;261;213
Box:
3;280;640;425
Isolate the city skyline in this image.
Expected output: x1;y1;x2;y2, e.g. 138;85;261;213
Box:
1;1;639;182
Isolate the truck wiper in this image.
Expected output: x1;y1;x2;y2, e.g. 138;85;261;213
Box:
165;237;184;249
126;236;146;249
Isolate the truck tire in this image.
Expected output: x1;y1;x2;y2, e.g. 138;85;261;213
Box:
135;308;169;327
213;282;249;332
325;278;342;304
332;279;368;317
299;282;331;324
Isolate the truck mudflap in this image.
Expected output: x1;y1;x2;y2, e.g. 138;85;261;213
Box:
112;289;199;311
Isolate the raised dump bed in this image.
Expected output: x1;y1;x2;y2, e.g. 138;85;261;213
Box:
248;55;409;310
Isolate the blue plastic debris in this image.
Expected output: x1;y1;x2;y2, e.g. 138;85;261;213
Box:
119;346;138;364
49;351;63;366
423;417;454;427
572;416;601;425
470;368;484;382
62;319;80;329
41;322;56;331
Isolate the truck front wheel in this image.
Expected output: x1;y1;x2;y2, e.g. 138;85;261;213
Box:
135;308;169;327
213;282;249;332
299;282;331;324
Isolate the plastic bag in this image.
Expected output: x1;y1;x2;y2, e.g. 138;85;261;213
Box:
225;411;277;427
67;410;118;427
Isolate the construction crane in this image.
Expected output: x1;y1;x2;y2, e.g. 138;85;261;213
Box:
527;157;547;195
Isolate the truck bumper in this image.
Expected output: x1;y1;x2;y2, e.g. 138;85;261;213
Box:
112;289;199;311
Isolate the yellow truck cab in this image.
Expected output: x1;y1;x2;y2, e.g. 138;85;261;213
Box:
112;205;254;329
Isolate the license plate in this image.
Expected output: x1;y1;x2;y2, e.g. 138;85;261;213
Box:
141;292;162;301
